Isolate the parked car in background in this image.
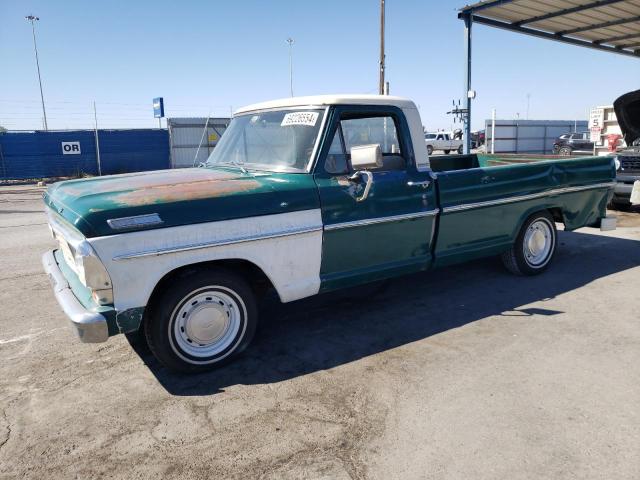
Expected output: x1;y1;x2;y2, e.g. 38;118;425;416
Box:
471;130;485;149
424;131;463;155
552;131;594;155
611;89;640;210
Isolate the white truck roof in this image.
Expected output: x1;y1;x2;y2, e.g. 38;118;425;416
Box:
235;94;418;114
234;94;431;171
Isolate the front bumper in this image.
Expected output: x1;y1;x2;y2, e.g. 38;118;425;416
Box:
613;173;640;202
42;250;109;343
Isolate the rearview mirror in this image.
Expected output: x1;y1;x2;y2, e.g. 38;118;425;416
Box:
350;144;382;170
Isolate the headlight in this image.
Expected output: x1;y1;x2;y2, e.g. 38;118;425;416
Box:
74;242;111;289
614;156;621;171
48;208;113;305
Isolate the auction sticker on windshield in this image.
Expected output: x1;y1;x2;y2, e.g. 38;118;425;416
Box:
281;112;319;127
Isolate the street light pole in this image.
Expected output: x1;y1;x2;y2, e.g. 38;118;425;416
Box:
379;0;385;95
25;15;48;131
286;38;294;97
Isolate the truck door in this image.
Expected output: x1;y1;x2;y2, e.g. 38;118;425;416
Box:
444;133;453;151
313;106;438;291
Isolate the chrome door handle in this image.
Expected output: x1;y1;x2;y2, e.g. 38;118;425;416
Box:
349;170;374;202
407;180;431;189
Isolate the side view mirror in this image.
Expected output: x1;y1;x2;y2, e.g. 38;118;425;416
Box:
350;144;382;170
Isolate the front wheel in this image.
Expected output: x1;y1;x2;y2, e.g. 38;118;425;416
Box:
457;145;463;154
145;269;258;373
501;211;557;276
427;145;434;155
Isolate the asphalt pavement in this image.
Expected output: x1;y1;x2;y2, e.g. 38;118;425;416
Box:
1;185;639;479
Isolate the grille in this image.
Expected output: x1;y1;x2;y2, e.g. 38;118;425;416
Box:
620;156;640;172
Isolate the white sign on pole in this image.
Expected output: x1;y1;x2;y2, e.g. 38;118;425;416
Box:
61;141;81;155
631;181;640;206
589;108;604;144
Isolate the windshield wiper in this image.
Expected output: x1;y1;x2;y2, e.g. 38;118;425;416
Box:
221;160;249;175
230;160;249;174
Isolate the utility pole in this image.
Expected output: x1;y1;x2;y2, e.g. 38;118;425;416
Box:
93;102;102;176
379;0;385;95
25;15;48;130
526;93;531;120
286;38;294;97
491;108;496;154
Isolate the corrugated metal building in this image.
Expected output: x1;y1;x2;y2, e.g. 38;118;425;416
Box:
484;120;589;154
168;117;230;168
0;129;170;180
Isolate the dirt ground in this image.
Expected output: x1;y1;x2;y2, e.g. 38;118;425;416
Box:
1;185;639;479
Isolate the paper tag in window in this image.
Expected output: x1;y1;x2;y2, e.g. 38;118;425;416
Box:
281;112;319;127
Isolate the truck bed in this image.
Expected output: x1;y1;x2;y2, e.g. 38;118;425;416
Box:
428;153;603;172
429;154;615;267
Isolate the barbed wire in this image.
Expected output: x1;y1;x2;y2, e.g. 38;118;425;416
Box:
0;99;234;130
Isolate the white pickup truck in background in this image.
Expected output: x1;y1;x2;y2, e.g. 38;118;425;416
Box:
424;131;464;155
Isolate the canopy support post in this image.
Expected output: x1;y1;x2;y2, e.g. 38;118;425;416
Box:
463;13;473;154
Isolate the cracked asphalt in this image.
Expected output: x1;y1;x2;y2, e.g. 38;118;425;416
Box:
0;184;639;479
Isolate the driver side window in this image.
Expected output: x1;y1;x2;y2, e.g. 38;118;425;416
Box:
324;114;406;175
325;125;349;175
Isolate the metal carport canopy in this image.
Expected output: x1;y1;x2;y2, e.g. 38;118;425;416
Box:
456;0;640;153
460;0;640;58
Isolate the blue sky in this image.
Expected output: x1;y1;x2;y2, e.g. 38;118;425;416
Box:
2;0;639;131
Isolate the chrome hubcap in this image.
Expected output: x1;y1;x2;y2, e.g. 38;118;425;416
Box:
171;288;243;359
523;220;553;267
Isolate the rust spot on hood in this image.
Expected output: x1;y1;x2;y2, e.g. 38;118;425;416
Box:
61;169;240;196
112;178;261;207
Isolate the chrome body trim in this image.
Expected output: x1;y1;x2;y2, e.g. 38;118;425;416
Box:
113;224;323;261
46;207;86;252
441;182;615;214
324;209;440;231
42;250;109;343
407;180;431;189
107;213;163;231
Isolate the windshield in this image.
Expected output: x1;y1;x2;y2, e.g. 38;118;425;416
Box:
206;108;326;172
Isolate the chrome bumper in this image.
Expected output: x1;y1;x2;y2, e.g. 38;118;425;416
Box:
42;250;109;343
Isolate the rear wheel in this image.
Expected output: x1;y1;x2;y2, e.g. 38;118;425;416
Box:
145;269;258;373
427;145;434;155
502;211;557;276
457;145;463;154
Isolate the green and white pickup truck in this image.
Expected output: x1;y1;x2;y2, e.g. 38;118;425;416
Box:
42;95;616;372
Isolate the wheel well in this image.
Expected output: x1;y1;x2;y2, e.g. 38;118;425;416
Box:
144;259;276;327
547;207;565;225
512;207;564;243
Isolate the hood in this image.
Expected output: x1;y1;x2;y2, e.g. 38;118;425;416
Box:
613;89;640;146
44;167;320;238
